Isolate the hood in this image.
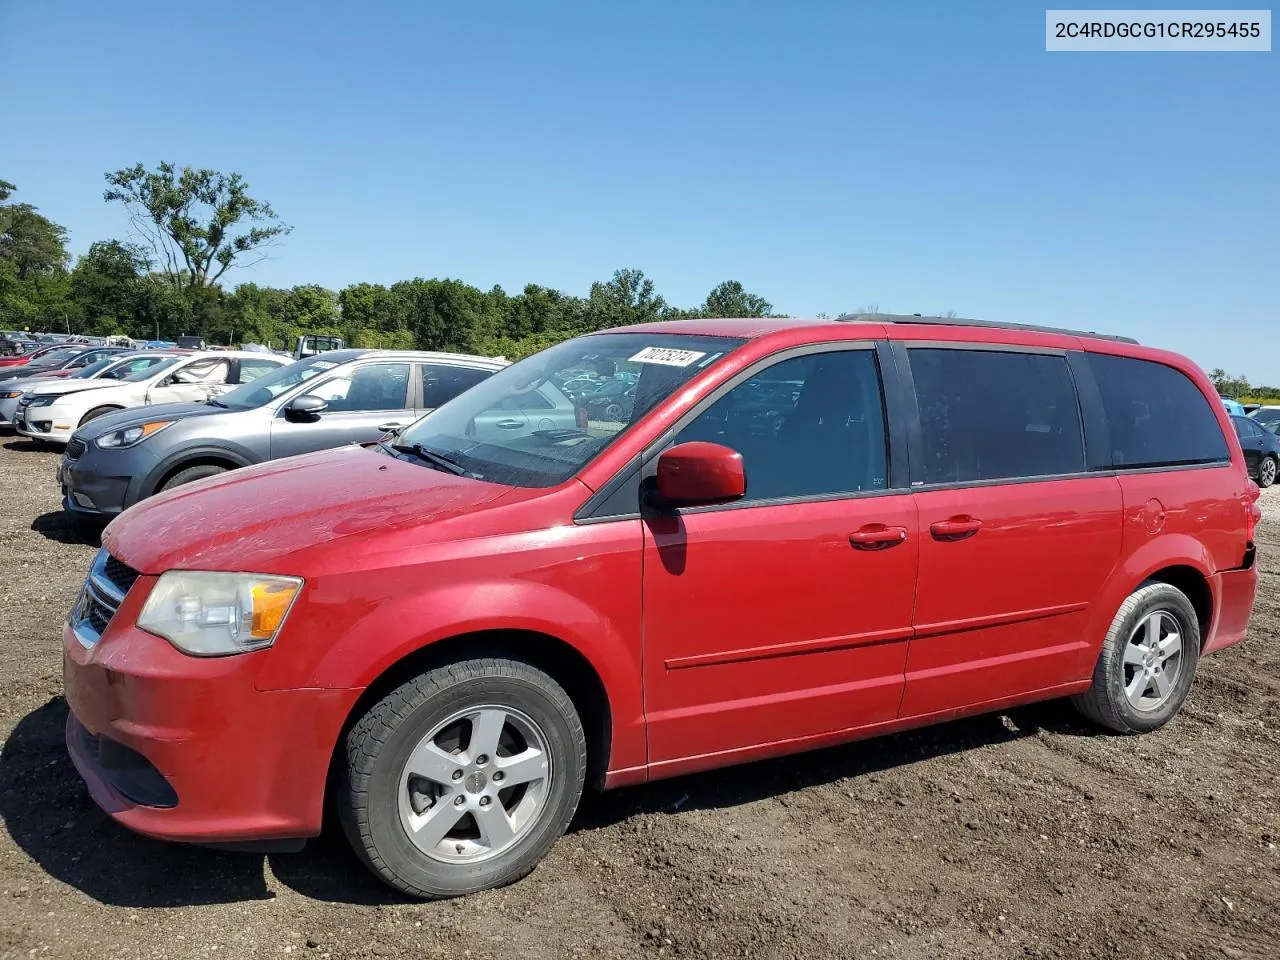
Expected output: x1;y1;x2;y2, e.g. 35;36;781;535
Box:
76;401;227;439
103;444;524;574
27;378;124;398
0;366;58;381
1;374;75;394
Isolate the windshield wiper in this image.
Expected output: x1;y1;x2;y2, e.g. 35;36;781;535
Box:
206;398;228;408
389;442;468;476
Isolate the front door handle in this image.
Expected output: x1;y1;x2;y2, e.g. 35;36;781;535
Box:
930;516;983;541
849;524;908;550
495;419;524;429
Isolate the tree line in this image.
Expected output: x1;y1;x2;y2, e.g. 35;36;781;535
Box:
0;164;776;359
1208;369;1280;403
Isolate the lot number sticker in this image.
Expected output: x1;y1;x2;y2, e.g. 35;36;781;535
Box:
628;347;707;367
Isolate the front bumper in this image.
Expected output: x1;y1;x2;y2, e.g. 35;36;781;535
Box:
17;405;73;443
63;609;360;845
57;444;152;516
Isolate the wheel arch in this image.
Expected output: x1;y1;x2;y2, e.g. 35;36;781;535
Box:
330;628;614;794
140;444;259;498
1142;564;1213;646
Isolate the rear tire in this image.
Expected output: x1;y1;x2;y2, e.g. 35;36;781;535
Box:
160;463;228;491
1258;455;1277;488
78;406;121;427
1072;581;1200;734
337;656;586;899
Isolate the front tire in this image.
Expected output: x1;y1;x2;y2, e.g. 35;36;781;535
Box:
78;405;121;427
1258;455;1277;488
160;463;227;491
338;656;587;899
1072;582;1200;734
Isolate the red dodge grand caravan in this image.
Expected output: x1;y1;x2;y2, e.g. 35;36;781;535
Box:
62;315;1260;898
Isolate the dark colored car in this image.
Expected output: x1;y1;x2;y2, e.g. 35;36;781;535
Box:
581;379;636;421
63;315;1258;899
1231;414;1279;487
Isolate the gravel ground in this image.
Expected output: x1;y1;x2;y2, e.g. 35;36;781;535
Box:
1;437;1277;960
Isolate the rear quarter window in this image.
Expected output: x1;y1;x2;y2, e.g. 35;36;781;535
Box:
1088;354;1230;468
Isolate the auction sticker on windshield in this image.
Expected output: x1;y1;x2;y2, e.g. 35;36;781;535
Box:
628;347;707;367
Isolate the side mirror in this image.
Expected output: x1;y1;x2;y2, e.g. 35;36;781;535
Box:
284;394;328;422
655;441;745;507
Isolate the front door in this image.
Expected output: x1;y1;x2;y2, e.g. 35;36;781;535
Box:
146;357;231;405
269;361;413;459
898;346;1123;717
641;347;918;772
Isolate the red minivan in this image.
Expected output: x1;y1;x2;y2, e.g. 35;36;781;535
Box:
62;315;1260;897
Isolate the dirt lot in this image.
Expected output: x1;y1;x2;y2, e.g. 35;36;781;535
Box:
0;439;1277;960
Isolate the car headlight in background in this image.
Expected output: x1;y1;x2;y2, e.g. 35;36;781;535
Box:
137;571;303;656
0;391;22;399
96;421;174;448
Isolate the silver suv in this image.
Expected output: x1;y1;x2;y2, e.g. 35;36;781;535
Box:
58;349;509;516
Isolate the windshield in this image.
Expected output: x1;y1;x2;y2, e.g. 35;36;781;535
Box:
1252;408;1280;425
71;357;118;378
27;347;81;369
214;355;336;409
119;356;182;382
395;333;743;487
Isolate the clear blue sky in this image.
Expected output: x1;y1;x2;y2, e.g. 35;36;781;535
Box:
3;1;1276;379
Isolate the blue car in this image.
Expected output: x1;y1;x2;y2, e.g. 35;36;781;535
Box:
1221;396;1245;416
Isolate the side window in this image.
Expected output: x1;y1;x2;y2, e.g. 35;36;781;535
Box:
908;348;1085;484
674;350;888;502
176;359;231;384
1233;416;1261;439
420;364;492;408
305;363;410;412
1089;354;1229;468
495;390;555;411
237;359;282;384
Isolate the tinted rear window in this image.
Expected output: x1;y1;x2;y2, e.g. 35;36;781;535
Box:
908;348;1085;483
1089;354;1229;468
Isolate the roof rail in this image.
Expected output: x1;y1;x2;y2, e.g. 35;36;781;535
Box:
833;312;1138;345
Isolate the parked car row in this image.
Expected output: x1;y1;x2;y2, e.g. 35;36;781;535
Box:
41;315;1260;901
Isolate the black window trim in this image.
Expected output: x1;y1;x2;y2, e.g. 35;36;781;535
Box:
1084;351;1232;472
575;340;905;523
891;340;1093;491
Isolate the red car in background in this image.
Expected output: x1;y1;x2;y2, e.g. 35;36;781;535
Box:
0;343;64;367
62;314;1260;899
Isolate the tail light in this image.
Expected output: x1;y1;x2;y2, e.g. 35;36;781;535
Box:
1246;480;1262;541
575;404;588;430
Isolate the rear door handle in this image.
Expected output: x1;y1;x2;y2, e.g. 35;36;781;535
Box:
495;419;524;429
930;516;983;541
849;524;908;550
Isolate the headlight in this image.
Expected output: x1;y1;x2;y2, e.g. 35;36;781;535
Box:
137;571;303;656
0;391;21;399
96;420;174;448
25;395;55;408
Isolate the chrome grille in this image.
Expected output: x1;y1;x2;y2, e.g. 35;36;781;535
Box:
69;548;136;648
103;555;140;595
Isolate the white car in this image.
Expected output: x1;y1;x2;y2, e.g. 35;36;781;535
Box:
0;352;181;429
16;350;291;445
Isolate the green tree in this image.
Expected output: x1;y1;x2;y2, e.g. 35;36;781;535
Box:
700;280;772;318
69;240;152;332
103;162;291;293
0;196;70;280
584;268;666;329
